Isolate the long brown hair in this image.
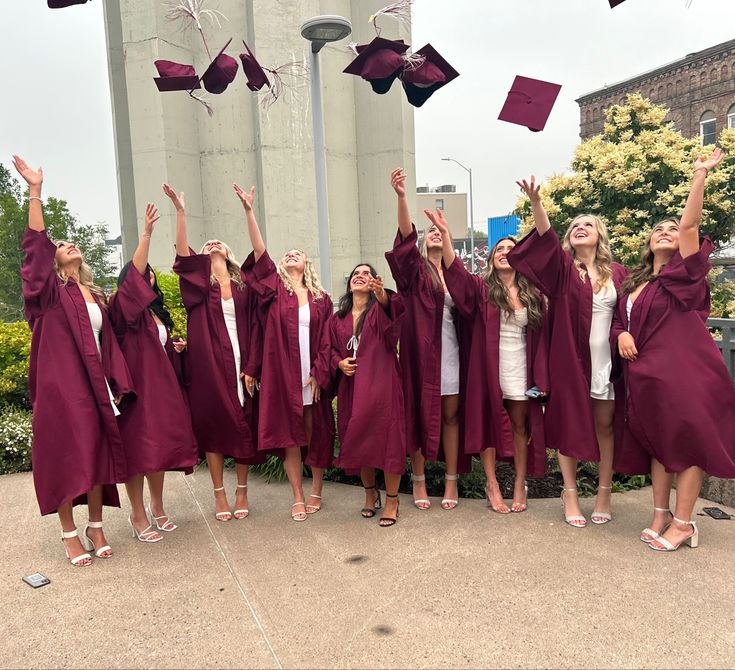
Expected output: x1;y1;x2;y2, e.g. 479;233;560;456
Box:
561;214;613;292
420;224;452;290
620;217;680;295
483;237;543;330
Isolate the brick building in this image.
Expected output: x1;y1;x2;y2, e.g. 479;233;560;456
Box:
577;38;735;141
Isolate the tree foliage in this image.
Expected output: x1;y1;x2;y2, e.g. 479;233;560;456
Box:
0;163;115;321
515;93;735;316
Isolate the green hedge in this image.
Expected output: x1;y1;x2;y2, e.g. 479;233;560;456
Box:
0;406;32;475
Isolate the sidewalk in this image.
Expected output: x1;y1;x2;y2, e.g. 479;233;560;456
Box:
1;470;734;669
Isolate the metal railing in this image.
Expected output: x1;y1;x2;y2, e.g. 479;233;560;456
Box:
708;318;735;380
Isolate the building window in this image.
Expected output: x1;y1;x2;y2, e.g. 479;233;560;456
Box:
593;107;599;121
700;72;707;87
676;79;683;95
657;85;664;98
728;104;735;129
585;109;591;124
649;89;655;100
689;74;697;89
700;111;716;145
435;198;444;210
666;83;672;97
711;68;719;82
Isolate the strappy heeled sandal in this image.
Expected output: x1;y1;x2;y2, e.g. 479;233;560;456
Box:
361;485;382;518
61;529;92;567
486;484;510;514
411;474;431;510
305;494;322;514
128;516;163;543
291;502;307;522
649;517;699;551
511;483;529;513
146;506;177;532
591;485;613;524
640;507;672;543
80;521;113;558
561;488;586;528
233;483;249;520
379;494;400;527
213;486;232;522
441;473;459;510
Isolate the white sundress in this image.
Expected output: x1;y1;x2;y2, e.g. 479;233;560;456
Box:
440;292;460;396
589;283;617;400
499;308;528;401
221;298;245;407
85;301;121;417
298;302;312;406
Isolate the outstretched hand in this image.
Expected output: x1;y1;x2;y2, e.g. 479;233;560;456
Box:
516;176;541;203
12;155;43;190
144;203;159;238
368;275;388;305
233;183;255;211
423;208;449;236
162;183;185;212
390;168;406;198
694;147;725;174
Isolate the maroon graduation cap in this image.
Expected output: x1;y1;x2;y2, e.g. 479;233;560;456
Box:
400;43;459;108
239;42;271;92
609;0;626;6
343;36;410;94
498;75;562;132
48;0;89;6
201;38;239;95
153;60;201;92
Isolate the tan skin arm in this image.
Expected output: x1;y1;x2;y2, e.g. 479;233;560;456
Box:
12;155;44;232
390;168;413;239
132;203;160;275
423;208;455;268
233;184;266;261
163;183;189;257
516;176;551;236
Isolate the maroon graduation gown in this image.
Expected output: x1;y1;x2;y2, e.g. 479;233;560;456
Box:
507;229;627;462
317;295;407;475
610;238;735;477
385;227;471;472
21;228;133;515
108;267;198;476
173;252;263;463
242;251;336;467
442;257;547;477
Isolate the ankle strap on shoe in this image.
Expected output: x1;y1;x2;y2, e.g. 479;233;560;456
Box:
236;484;248;489
653;507;671;512
213;486;225;492
61;529;78;539
598;485;612;490
445;474;459;481
364;485;376;490
87;521;103;529
562;487;578;493
673;516;696;527
386;493;399;499
411;474;426;482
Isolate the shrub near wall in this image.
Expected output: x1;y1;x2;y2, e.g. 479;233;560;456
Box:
0;406;32;475
0;320;31;410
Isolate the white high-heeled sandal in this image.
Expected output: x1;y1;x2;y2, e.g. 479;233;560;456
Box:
305;493;322;514
649;517;699;551
233;483;249;519
61;529;92;567
128;516;163;543
640;507;672;543
213;486;232;522
80;521;113;558
291;502;307;522
511;483;529;513
146;505;177;532
411;473;431;510
441;474;459;510
561;488;587;528
591;485;613;525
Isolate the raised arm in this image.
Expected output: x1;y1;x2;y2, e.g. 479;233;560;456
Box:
234;183;265;260
132;203;160;275
12;155;44;232
391;168;412;239
163;183;188;257
679;148;724;259
517;176;551;236
423;208;455;268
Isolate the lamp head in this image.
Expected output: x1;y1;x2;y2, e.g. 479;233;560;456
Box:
300;15;352;53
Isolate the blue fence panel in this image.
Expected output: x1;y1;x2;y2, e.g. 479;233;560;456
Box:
487;215;521;248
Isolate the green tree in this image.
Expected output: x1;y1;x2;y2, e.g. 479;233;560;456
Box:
0;164;115;321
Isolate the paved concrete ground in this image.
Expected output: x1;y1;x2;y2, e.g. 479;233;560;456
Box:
1;469;734;669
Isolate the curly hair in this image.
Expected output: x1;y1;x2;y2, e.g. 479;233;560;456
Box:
561;214;614;292
200;240;244;288
483;237;543;330
277;250;326;300
620;218;680;295
53;241;107;304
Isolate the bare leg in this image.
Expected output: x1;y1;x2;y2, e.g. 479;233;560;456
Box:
58;502;91;565
125;474;159;537
506;400;529;512
558;452;584;526
379;472;402;526
360;467;380;516
86;485;112;557
146;471;175;530
641;458;674;541
652;465;703;549
284;446;306;520
481;448;509;513
441;394;460;510
206;451;231;520
303;407;323;513
591;398;615;521
410;451;430;510
233;463;249;518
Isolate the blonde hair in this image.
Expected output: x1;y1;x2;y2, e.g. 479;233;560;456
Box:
52;241;107;304
200;240;244;288
276;250;326;300
561;214;613;292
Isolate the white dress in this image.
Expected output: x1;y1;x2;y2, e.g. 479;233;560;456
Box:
221;298;245;407
499;308;528;401
85;302;121;417
298;302;312;406
157;323;167;349
589;283;617;400
440;292;460;396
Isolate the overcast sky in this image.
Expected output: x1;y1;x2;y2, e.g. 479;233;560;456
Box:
1;0;735;237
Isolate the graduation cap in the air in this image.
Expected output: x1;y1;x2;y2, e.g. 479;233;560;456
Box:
343;36;410;94
153;60;201;92
239;42;271;91
609;0;626;6
498;75;562;132
399;43;459;108
201;38;239;95
48;0;89;6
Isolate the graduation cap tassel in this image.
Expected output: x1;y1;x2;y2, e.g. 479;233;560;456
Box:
346;42;360;56
369;0;414;36
402;51;427;72
260;60;309;111
164;0;227;60
188;90;215;116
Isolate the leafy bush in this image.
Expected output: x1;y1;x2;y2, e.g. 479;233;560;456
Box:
155;271;187;337
0;406;32;474
0;321;31;409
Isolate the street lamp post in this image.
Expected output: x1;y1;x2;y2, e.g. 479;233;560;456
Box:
300;15;352;294
442;157;475;273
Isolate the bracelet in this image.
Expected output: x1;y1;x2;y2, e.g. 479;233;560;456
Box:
28;196;43;203
694;167;709;176
142;234;151;240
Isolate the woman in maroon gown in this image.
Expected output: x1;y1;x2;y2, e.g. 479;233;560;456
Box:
235;183;335;522
426;210;548;513
509;177;627;528
166;184;263;522
385;169;468;511
14;155;133;566
108;202;198;542
315;264;406;527
612;148;735;551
